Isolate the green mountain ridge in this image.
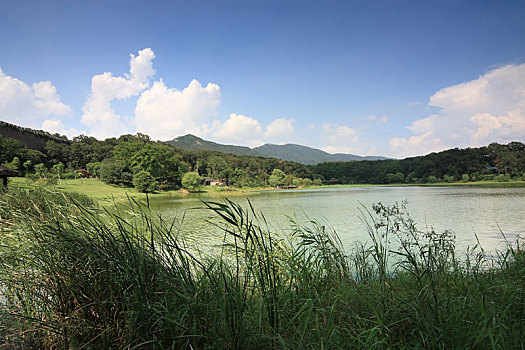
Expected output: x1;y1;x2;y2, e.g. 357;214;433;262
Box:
167;134;389;165
165;134;265;157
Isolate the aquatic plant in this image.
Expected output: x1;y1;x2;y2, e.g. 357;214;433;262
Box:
0;190;523;348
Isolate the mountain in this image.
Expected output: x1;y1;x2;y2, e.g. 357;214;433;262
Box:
166;134;266;157
166;134;389;165
0;120;70;152
254;144;389;164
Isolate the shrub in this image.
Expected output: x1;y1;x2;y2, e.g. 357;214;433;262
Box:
181;171;201;192
133;170;156;193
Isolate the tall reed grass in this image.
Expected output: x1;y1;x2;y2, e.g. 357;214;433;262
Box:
0;189;523;349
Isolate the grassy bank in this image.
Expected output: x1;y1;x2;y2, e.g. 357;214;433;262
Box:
8;177;266;205
0;187;523;349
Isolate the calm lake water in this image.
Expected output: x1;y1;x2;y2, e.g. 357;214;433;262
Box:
146;186;525;253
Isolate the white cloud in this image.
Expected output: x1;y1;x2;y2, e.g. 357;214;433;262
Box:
210;113;262;143
264;118;295;139
470;110;525;143
135;79;221;140
82;48;156;139
365;115;388;124
41;119;84;139
128;49;156;82
0;67;71;127
390;63;525;157
322;123;357;144
319;123;361;154
246;139;265;148
390;131;444;158
321;146;355;154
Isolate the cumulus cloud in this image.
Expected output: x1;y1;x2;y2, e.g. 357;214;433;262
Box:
0;67;71;127
470;110;525;143
390;131;444;158
322;123;358;144
209;113;262;143
135;79;221;140
41;119;84;139
390;63;525;157
319;123;361;154
264;118;295;139
82;48;156;139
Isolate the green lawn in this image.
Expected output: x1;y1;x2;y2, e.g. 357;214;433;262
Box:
8;177;265;205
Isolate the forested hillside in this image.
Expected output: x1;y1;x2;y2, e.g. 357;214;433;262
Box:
166;134;265;157
167;134;388;164
0;121;69;151
309;142;525;184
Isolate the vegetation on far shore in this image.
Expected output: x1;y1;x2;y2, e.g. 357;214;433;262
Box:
7;176;525;206
1;126;524;195
0;187;523;349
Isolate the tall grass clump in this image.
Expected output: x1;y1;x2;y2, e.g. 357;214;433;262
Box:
0;189;523;349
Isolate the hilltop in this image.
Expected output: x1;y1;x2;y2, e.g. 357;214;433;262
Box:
167;134;389;165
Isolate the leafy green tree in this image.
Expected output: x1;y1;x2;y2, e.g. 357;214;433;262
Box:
133;170;156;193
427;175;437;183
99;159;125;183
182;172;201;192
10;157;20;170
269;169;286;187
443;174;455;183
23;160;32;175
86;162;101;178
52;162;65;184
462;174;470;182
394;172;405;183
34;163;47;179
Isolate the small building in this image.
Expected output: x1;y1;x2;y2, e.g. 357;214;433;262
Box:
76;169;89;178
0;166;18;189
201;177;225;186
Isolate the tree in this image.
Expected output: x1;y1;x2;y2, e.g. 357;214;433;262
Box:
52;162;65;184
86;162;101;178
444;174;454;183
35;163;47;179
99;159;125;183
462;174;470;182
133;170;156;193
394;172;405;183
182;172;201;192
10;157;20;170
427;175;437;183
268;169;286;187
23;160;32;175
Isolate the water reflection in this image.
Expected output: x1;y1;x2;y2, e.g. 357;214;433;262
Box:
145;186;525;253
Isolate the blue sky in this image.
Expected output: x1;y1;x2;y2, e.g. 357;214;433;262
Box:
1;0;524;157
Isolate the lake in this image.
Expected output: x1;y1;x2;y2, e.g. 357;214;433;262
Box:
146;186;525;253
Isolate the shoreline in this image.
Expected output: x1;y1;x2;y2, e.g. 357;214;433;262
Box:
9;177;525;205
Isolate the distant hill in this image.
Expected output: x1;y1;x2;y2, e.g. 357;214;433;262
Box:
0;120;70;152
166;134;388;165
166;134;265;157
254;144;389;164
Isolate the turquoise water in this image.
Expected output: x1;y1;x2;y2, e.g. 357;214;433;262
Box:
146;186;525;252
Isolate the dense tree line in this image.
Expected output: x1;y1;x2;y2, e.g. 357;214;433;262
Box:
1;133;314;191
2;130;523;189
309;142;525;184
